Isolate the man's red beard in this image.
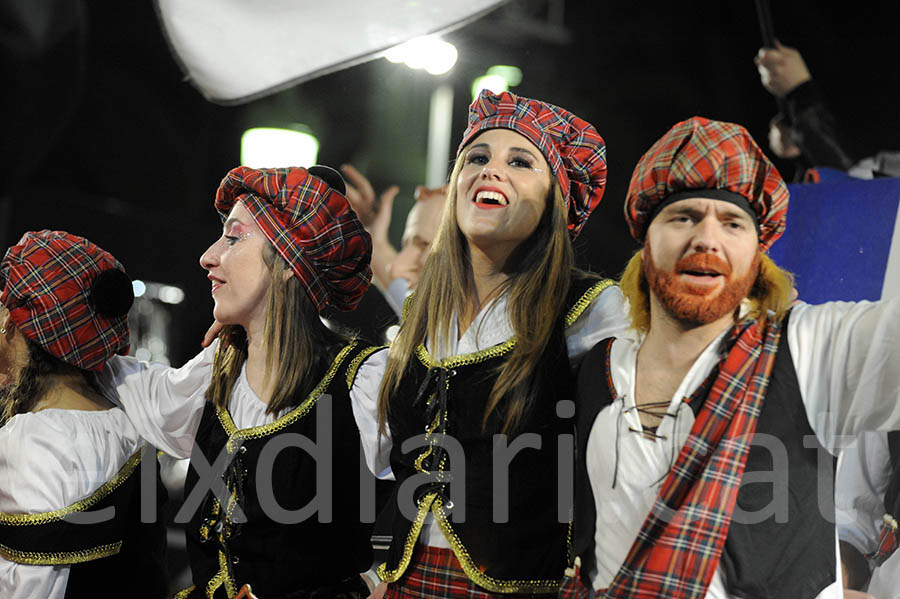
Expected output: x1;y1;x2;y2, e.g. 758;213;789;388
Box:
643;246;760;326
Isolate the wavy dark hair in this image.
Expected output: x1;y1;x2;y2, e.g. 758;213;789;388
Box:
0;339;96;427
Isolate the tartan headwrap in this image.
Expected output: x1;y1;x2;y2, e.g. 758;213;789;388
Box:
605;317;782;599
459;90;607;239
0;230;133;372
625;117;789;251
215;166;372;313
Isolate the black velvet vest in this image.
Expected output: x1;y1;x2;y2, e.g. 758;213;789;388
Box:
177;341;378;599
0;446;168;598
380;278;614;594
573;311;835;598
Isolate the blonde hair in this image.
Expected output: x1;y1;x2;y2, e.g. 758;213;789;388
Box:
206;245;350;415
377;149;575;434
619;248;795;333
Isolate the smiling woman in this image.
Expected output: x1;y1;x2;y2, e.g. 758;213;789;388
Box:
366;90;629;599
455;128;552;261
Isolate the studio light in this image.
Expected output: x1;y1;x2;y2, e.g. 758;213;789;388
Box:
384;36;458;76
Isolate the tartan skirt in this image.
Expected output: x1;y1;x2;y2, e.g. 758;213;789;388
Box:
556;567;600;599
383;544;558;599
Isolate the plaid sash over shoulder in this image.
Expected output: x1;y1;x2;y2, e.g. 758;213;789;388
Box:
604;316;783;599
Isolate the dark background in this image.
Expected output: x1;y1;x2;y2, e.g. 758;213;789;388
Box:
2;0;898;365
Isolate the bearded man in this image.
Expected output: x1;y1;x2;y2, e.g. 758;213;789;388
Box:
571;117;900;599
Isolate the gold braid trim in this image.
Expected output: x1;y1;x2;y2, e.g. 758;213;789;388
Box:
0;447;144;525
376;492;436;582
346;345;388;390
412;279;614;369
0;540;122;565
412;407;443;473
173;586;195;599
217;341;358;452
205;548;238;598
431;497;563;593
401;293;415;324
414;338;516;370
564;279;615;328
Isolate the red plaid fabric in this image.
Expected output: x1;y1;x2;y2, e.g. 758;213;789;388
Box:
0;230;131;372
384;545;556;599
867;515;900;566
215;166;372;312
558;565;597;599
460;90;607;239
604;317;782;599
625;117;789;251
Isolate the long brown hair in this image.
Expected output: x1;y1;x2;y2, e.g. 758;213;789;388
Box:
619;248;795;333
0;339;92;426
377;146;575;435
206;244;351;415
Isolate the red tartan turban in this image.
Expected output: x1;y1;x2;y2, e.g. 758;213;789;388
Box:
215;166;372;313
459;90;607;239
0;230;133;372
625;116;789;251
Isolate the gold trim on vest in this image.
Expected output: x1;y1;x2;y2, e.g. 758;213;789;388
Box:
346;345;387;390
565;279;614;328
0;447;144;526
216;341;358;452
0;540;122;566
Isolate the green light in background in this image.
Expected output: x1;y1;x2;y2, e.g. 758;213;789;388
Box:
487;65;523;87
240;126;319;168
471;74;509;100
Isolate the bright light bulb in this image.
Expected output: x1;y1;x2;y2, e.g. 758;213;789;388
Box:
424;41;458;75
158;285;185;305
383;36;458;76
241;127;319;168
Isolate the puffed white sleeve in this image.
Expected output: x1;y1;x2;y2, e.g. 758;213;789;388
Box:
349;347;393;479
0;412;139;599
99;341;217;459
0;423;71;598
566;284;631;363
789;297;900;453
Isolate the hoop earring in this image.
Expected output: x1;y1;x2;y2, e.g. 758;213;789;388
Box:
0;328;6;335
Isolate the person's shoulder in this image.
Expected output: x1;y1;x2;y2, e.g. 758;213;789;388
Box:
567;283;626;330
1;408;137;461
0;412;85;511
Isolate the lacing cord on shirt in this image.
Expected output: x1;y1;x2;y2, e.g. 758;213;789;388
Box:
612;400;683;489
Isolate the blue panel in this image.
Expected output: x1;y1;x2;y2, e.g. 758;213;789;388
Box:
767;169;900;304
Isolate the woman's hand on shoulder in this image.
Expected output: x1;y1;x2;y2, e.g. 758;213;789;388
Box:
202;321;224;347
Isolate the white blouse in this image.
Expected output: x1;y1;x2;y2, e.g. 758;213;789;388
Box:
104;284;630;551
349;283;630;464
586;297;900;598
0;408;144;599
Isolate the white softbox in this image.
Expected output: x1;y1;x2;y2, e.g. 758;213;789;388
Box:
155;0;507;104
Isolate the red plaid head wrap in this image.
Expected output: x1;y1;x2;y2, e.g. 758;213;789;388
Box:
459;90;607;239
625;116;789;251
215;166;372;313
0;230;133;372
